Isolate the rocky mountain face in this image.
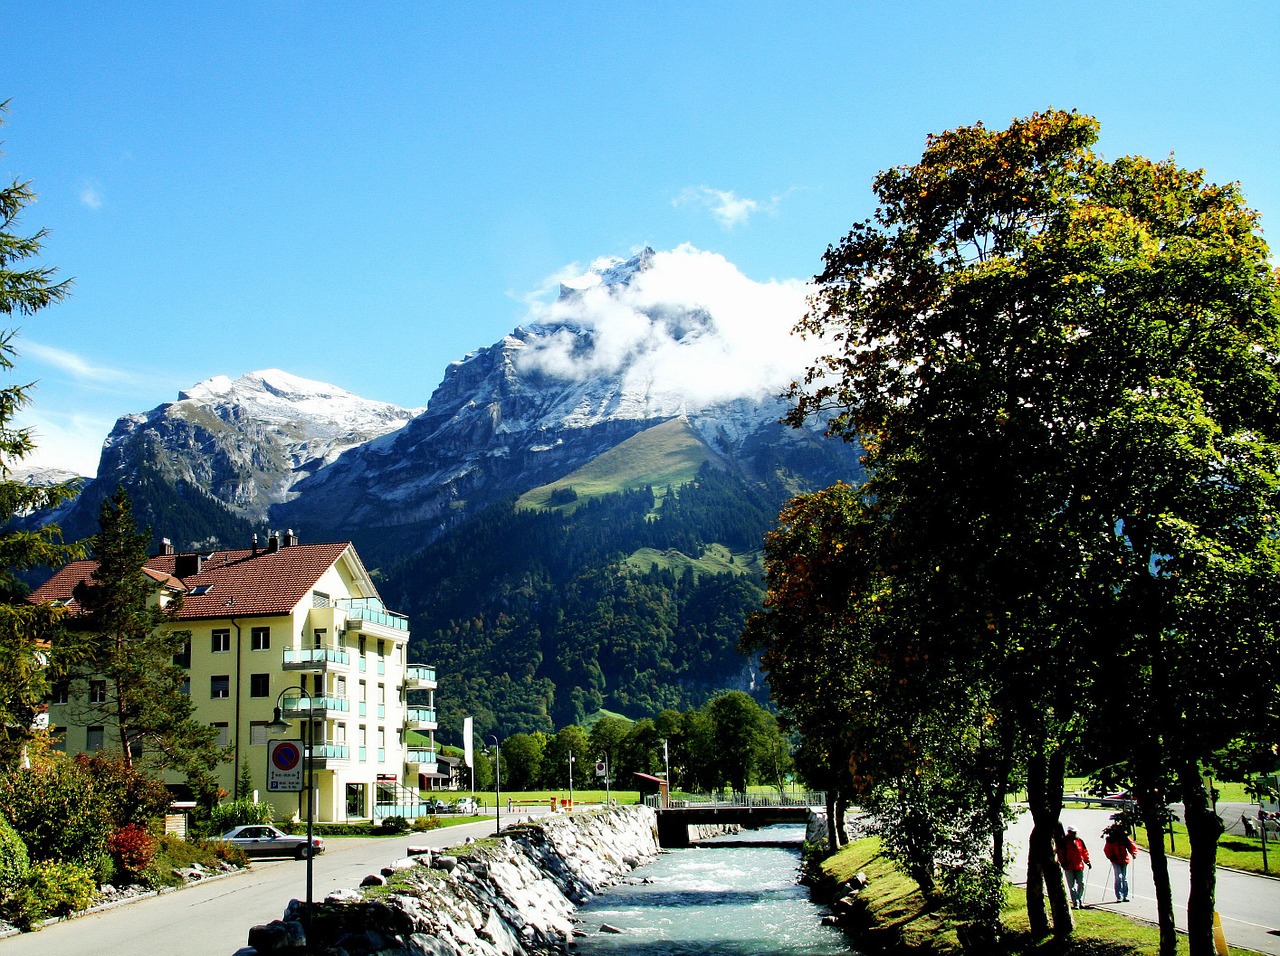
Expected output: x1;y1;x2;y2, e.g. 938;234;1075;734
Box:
35;369;421;548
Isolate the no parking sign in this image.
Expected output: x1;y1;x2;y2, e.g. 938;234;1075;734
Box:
267;739;305;792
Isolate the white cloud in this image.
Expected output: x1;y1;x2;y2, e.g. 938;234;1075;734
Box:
516;245;823;408
21;340;131;385
674;186;777;229
10;407;107;478
79;185;103;210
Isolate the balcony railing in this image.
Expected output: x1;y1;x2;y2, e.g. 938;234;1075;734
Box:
406;664;437;685
283;647;350;670
406;747;437;765
308;744;349;761
337;597;409;632
406;707;436;726
281;695;350;718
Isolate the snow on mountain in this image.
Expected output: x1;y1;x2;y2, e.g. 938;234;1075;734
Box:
95;369;421;521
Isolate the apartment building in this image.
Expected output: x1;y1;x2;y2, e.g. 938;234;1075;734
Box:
31;531;438;823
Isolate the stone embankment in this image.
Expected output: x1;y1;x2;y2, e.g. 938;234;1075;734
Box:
241;806;660;956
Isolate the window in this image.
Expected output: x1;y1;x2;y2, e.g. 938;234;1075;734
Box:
336;676;346;698
87;726;104;751
251;626;270;650
313;590;330;608
173;640;191;668
250;721;269;746
211;675;230;699
211;722;230;747
89;680;107;704
250;673;270;698
313;627;326;649
179;678;190;696
50;682;69;705
50;727;66;752
211;629;231;653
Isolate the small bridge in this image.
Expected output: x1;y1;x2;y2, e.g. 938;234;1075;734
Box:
646;792;826;847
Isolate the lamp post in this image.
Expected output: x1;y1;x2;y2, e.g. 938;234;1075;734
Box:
568;752;575;809
486;734;501;836
267;687;316;937
662;738;671;809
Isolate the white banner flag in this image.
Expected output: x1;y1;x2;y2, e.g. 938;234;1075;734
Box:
463;716;474;768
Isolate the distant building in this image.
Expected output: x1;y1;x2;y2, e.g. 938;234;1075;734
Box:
31;531;438;823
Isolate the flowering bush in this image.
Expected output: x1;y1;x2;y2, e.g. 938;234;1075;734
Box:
8;860;98;928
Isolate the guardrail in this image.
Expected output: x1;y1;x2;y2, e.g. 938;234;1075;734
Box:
645;791;827;810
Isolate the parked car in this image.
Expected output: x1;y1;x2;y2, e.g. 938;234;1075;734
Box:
426;798;452;814
454;797;479;815
213;824;324;859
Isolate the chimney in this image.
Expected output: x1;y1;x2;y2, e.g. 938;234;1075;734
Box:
251;533;258;556
158;537;175;556
283;529;299;548
266;531;280;554
174;554;203;578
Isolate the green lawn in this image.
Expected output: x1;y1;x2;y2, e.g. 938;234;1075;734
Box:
823;837;1263;955
1134;821;1279;876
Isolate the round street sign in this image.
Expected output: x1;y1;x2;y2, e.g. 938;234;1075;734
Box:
267;739;305;792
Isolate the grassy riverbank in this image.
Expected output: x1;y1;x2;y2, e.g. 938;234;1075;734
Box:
821;837;1263;955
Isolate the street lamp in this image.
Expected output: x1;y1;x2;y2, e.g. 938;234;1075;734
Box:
486;734;501;836
568;752;575;809
267;687;316;936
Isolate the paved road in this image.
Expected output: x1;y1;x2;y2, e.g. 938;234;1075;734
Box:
1006;807;1280;956
0;817;507;956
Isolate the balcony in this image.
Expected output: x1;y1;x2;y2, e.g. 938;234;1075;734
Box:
307;743;349;768
337;597;409;637
280;695;350;720
406;748;438;770
406;707;437;730
406;664;437;690
283;647;350;673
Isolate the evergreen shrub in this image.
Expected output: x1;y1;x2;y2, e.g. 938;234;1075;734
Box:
208;798;272;835
0;814;30;907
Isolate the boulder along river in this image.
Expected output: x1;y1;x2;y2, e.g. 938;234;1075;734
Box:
572;823;858;955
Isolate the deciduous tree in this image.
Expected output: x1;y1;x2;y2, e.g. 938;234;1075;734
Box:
785;110;1280;954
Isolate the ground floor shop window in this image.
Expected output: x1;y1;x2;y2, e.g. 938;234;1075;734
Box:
346;783;366;818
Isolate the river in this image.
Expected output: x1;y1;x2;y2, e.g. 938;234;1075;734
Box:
572;823;858;955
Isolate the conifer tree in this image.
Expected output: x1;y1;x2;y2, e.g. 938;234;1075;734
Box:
73;488;224;802
0;102;84;770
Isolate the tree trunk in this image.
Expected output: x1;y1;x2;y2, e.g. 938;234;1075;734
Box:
1135;773;1178;956
1179;762;1223;956
825;790;840;849
1024;745;1073;936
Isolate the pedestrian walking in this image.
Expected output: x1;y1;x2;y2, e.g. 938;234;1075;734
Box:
1103;825;1139;902
1057;825;1092;908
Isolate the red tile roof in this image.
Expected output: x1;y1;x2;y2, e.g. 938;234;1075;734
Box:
29;541;366;621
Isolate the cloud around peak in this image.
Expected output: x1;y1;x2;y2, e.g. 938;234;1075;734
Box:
515;245;822;408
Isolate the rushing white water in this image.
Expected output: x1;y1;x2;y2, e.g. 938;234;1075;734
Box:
572;824;858;955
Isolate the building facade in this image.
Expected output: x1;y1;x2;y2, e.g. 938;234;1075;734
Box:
32;532;438;823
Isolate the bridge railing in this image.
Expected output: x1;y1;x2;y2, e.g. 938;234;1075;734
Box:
646;791;827;810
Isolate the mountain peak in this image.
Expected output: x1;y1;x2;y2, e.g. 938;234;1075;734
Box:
178;369;360;405
557;247;655;300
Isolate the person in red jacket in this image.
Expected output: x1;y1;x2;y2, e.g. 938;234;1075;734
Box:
1056;825;1091;908
1103;825;1139;902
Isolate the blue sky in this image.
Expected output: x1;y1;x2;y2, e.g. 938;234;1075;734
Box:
4;1;1277;476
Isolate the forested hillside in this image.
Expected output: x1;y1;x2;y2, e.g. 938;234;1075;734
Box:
384;464;808;737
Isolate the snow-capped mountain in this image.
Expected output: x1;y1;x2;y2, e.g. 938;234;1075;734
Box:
269;248;846;562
